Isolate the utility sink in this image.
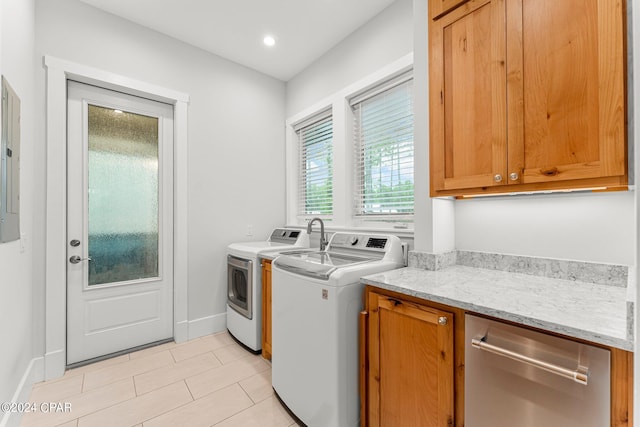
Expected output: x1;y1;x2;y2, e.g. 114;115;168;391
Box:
278;250;369;266
274;249;372;279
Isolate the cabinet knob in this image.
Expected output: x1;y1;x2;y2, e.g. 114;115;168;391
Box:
509;172;519;181
438;316;448;326
493;174;503;183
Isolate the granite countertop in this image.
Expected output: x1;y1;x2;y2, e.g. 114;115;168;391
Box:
361;265;633;351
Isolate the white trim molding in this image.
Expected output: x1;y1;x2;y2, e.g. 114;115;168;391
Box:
43;56;190;380
0;357;44;427
187;313;227;341
284;53;414;230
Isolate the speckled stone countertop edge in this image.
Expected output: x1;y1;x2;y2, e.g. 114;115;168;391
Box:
409;250;630;288
362;267;633;352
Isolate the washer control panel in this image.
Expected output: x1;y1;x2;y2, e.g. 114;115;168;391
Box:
329;233;390;253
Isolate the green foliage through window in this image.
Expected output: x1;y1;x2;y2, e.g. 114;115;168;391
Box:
297;116;333;216
353;76;414;218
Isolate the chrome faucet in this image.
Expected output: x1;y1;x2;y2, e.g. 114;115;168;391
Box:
307;217;328;251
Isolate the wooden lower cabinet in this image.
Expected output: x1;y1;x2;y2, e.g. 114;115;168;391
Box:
361;287;466;427
612;348;634;427
360;286;633;427
261;259;272;361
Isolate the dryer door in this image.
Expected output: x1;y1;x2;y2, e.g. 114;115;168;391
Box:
227;255;253;319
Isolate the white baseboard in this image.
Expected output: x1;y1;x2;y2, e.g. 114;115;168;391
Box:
0;357;44;427
174;320;189;344
44;349;65;381
188;313;227;340
32;357;45;384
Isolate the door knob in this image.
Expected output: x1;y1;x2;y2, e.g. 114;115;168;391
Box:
69;255;91;264
494;174;503;183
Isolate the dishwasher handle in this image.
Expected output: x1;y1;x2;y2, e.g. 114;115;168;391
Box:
471;336;589;385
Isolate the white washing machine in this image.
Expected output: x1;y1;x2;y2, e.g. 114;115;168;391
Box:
271;232;405;426
227;228;310;352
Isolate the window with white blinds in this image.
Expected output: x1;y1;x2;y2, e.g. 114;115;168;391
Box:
352;73;414;220
296;114;333;217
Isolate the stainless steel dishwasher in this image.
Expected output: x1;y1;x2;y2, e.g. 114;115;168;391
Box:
465;314;610;427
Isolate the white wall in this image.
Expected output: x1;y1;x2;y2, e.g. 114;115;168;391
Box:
456;192;635;264
34;0;286;337
412;0;456;254
0;0;36;423
287;0;635;266
285;0;413;117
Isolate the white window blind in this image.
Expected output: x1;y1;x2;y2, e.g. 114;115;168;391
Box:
296;113;333;217
352;73;414;220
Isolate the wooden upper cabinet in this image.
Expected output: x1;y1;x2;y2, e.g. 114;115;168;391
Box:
429;0;627;197
429;0;471;20
515;0;626;185
430;0;508;193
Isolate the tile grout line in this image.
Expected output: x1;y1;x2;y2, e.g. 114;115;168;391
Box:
136;380;198;427
79;379;194;427
208;350;223;366
236;380;258;405
133;375;139;397
22;333;287;427
82;355;176;394
184;378;196;402
169;347;178;364
208;388;256;427
63;377;138;427
180;358;270;402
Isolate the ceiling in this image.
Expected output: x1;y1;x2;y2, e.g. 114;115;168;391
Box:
78;0;398;81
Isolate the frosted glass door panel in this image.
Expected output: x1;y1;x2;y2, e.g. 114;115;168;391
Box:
67;80;174;365
88;105;159;286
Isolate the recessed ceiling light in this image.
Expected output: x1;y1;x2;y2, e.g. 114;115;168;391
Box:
263;35;276;47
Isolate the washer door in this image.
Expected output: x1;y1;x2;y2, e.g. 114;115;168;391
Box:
227;255;253;319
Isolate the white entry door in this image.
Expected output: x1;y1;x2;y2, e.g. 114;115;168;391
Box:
66;81;174;365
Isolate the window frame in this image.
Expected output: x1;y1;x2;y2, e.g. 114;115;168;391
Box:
295;110;334;220
350;71;414;223
285;54;414;231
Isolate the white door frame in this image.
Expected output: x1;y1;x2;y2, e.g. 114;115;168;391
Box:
44;56;189;380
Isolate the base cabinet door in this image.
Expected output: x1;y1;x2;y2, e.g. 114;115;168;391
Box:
364;291;455;427
261;259;272;360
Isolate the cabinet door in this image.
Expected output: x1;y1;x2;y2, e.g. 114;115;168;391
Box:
430;0;471;20
509;0;626;185
430;0;508;195
367;292;454;427
261;259;272;360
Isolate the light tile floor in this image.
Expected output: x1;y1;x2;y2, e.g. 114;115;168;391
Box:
20;332;299;427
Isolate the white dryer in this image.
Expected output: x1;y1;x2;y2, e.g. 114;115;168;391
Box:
226;228;310;352
271;232;405;426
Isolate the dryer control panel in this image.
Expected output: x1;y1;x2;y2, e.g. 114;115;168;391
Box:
269;228;304;244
